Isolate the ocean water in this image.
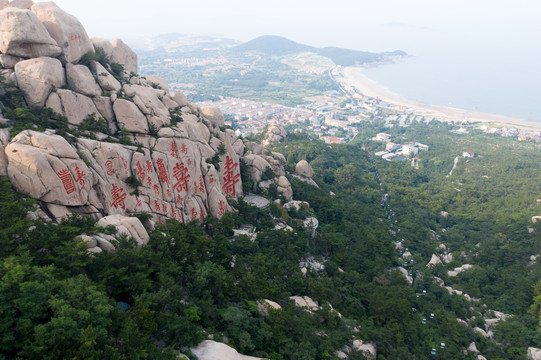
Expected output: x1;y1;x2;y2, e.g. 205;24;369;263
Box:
335;21;541;122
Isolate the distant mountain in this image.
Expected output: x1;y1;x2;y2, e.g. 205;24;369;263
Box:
233;35;315;55
233;35;407;66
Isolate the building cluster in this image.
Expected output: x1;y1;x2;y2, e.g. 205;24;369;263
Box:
197;97;360;141
476;125;541;142
372;133;429;162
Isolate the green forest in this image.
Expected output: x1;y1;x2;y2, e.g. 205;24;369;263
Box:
1;120;541;359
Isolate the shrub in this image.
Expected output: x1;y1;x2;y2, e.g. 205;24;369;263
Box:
78;113;110;135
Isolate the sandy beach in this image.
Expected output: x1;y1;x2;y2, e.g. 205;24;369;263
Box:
339;66;541;131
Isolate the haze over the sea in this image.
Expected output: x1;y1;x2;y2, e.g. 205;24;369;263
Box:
341;21;541;123
51;0;541;123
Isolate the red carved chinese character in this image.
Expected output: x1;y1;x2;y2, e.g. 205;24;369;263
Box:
58;169;76;195
222;156;240;197
162;203;167;213
177;209;183;221
154;200;160;212
146;160;153;173
191;208;198;221
209;178;214;184
170;205;176;219
74;165;85;193
153;184;160;196
136;161;145;181
218;200;226;216
158;217;165;225
176;194;182;205
156;158;169;183
166;189;172;198
187;158;192;166
111;184;127;210
136;197;142;207
181;143;188;155
193;180;198;194
170;141;178;158
199;207;206;223
146;177;153;187
105;160;114;176
199;175;205;193
121;157;128;173
172;162;190;192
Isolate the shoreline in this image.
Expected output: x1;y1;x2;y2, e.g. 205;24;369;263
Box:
339;66;541;131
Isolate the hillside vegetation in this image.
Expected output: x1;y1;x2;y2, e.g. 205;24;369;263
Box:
2;120;541;359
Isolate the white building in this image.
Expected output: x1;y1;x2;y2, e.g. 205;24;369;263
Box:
402;144;419;156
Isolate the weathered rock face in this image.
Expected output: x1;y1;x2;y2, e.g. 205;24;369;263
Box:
96;215;149;245
0;7;61;58
294;159;318;188
262;125;286;146
110;38;137;74
0;1;294;228
55;89;101;125
66;63;101;96
296;159;314;178
14;56;65;106
91;60;121;92
144;74;169;92
4;0;34;9
6;130;93;206
200;106;225;128
528;347;541;360
31;2;94;64
113;99;149;133
191;340;264;360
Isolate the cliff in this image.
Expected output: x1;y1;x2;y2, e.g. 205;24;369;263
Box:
0;1;293;228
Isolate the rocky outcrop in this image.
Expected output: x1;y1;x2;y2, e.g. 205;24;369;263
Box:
448;264;473;277
296;160;313;178
262;125;286;146
290;295;319;312
0;1;297;230
191;340;263;360
14;56;65;106
0;7;61;58
110;38;137;74
200;106;225;128
257;299;282;316
294;160;318;187
31;2;94;64
66;63;101;96
352;340;376;359
528;347;541;360
427;254;442;267
92;60;121;92
55;89;101;125
96;215;149;245
113;99;149;133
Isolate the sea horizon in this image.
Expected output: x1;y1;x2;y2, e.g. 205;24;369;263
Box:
329;21;541;123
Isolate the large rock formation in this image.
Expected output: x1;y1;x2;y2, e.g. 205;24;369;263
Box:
14;56;65;106
191;340;264;360
0;7;61;58
0;2;297;225
31;1;94;64
293;159;318;187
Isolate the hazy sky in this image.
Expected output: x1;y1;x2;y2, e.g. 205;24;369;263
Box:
51;0;540;51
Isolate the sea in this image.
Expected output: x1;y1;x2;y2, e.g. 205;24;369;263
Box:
331;21;541;122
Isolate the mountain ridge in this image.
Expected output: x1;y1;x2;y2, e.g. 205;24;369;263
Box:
233;35;407;66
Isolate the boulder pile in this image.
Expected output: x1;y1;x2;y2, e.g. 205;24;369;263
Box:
0;1;293;224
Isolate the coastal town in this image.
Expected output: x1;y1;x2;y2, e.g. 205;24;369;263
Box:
192;71;541;146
